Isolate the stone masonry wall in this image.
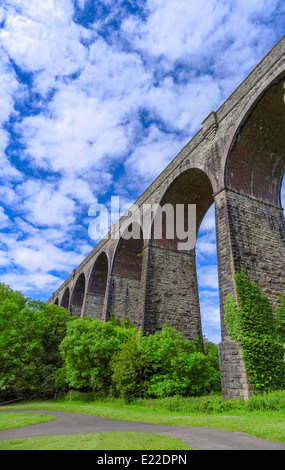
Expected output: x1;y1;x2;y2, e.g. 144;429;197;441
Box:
107;274;142;327
219;336;255;400
215;188;285;399
140;244;203;342
69;305;82;317
216;189;285;325
83;292;104;320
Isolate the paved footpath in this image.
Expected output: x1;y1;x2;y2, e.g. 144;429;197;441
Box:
0;409;285;450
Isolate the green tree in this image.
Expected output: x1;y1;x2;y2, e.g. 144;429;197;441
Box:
0;284;72;401
111;329;150;401
203;338;222;391
140;324;220;398
111;325;221;400
28;300;73;397
0;285;45;400
59;317;136;393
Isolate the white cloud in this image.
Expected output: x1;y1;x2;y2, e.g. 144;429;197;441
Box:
0;184;17;205
18;180;76;227
0;207;10;229
13;37;152;182
0;271;65;298
60;176;97;207
1;0;86;94
14;175;98;229
196;206;217;263
0;130;22;181
124;0;280;64
197;264;219;290
125;125;187;188
0;217;93;298
198;205;215;234
144;75;222;134
0;48;23;182
196;233;217;260
0;47;19;122
200;295;221;343
123;0;229;62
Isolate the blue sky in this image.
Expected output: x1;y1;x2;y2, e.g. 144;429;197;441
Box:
0;0;284;343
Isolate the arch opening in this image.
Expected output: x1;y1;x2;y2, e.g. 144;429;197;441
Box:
113;223;144;280
60;287;70;310
196;204;221;344
153;168;214;251
142;168;217;343
88;252;108;295
54;297;59;305
225;74;285;206
85;252;108;320
110;222;144;326
70;273;86;317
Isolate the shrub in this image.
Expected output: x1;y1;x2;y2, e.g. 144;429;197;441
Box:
140;390;285;414
59;317;136;393
111;324;221;400
111;329;150;401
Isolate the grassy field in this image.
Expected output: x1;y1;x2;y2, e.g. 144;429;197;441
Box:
1;391;285;445
0;412;55;430
0;431;193;451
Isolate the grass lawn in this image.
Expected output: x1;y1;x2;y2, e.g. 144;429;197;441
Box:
0;432;193;451
0;412;55;430
1;393;285;444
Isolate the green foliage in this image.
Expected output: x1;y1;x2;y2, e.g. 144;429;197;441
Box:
224;267;285;391
0;284;44;399
138;389;285;414
33;301;73;397
59;317;136;393
276;296;285;344
111;329;150;401
203;339;221;390
224;294;241;339
111;324;221;400
0;283;221;402
0;283;72;401
140;324;220;398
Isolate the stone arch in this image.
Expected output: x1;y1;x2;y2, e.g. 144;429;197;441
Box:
84;252;109;320
153;167;214;250
215;69;285;400
224;69;285;206
108;222;144;326
54;297;59;305
60;287;70;310
88;252;109;294
218;70;285;315
113;222;144;279
70;273;86;317
141;167;215;341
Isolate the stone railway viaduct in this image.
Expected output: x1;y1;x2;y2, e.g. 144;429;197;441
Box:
48;36;285;400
